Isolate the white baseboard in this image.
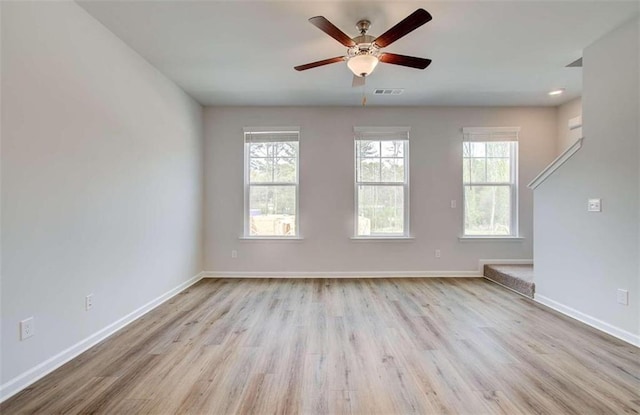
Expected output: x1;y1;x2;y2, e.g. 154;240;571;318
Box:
535;294;640;347
0;272;205;403
203;270;481;278
478;259;533;274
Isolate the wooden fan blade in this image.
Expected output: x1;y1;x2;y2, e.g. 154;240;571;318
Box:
379;53;432;69
309;16;356;47
352;74;365;88
294;56;346;71
374;9;432;48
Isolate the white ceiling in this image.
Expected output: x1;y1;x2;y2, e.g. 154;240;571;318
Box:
77;1;638;107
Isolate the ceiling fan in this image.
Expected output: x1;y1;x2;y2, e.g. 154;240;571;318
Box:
294;9;433;87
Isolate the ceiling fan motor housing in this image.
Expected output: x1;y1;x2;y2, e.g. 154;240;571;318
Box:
347;35;380;58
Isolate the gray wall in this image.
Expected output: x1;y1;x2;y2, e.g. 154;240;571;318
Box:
1;1;203;387
204;106;557;274
534;18;639;339
556;97;583;155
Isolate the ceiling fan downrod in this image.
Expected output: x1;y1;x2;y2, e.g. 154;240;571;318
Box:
356;19;371;35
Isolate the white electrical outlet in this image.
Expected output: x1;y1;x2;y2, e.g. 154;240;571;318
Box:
231;250;238;259
20;317;34;340
435;249;441;258
588;198;601;212
85;294;94;311
617;289;629;305
450;200;457;209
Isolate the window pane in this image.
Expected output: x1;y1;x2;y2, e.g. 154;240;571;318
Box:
487;142;509;157
358;158;380;182
487;158;510;182
249;143;270;158
470;142;486;157
463;142;472;158
249;185;296;236
276;142;298;157
463;157;471;183
274;157;297;182
381;158;404;182
357;140;380;158
381;141;404;157
250;142;297;184
464;185;511;235
357;185;404;235
471;158;486;182
249;157;273;183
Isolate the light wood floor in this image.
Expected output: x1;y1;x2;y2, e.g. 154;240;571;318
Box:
2;278;639;414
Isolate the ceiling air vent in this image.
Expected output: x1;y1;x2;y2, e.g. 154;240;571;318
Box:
373;88;404;95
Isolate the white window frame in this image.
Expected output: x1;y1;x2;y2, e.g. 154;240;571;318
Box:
243;127;300;239
354;126;410;238
462;127;519;238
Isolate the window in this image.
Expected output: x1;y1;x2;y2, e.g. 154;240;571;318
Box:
462;127;519;236
354;127;410;237
244;128;299;237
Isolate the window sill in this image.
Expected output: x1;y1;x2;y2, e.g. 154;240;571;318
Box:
239;236;304;241
350;236;415;241
458;236;524;242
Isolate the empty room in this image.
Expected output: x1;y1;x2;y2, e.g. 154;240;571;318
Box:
1;0;639;414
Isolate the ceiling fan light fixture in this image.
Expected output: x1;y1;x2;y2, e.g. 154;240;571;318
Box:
347;54;379;77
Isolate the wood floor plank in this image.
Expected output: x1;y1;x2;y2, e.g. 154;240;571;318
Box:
327;389;352;415
2;278;639;414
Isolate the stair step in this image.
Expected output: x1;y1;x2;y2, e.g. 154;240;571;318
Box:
484;264;535;298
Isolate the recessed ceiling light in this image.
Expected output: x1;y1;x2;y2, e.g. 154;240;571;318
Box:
548;89;565;96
